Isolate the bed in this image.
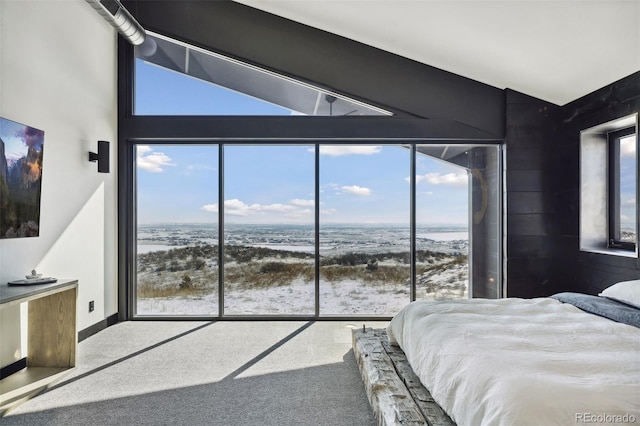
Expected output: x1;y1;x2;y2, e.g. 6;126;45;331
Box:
385;280;640;426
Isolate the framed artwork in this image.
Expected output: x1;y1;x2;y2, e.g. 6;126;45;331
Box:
0;117;45;238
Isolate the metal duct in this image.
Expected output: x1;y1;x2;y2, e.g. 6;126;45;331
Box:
85;0;146;45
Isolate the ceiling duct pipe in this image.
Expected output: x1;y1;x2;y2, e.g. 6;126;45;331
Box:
85;0;146;45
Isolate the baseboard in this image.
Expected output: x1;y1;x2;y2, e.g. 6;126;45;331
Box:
78;313;119;343
0;358;27;380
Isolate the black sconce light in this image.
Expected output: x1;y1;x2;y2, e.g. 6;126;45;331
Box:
89;140;110;173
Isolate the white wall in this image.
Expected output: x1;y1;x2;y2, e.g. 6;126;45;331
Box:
0;0;118;367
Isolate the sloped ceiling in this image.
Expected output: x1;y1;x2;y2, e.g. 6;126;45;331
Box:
234;0;640;106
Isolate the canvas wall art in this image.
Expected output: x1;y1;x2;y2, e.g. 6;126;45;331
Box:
0;117;45;238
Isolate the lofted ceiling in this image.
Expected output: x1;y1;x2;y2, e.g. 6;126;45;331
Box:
234;0;640;106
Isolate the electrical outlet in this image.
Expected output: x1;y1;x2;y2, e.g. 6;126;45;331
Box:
89;300;94;312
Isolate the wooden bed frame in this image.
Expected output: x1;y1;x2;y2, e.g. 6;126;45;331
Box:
352;327;456;426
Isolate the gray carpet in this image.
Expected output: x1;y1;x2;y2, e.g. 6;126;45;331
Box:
1;321;386;426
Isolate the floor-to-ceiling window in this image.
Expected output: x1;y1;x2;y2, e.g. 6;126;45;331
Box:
136;144;219;315
133;141;501;317
318;145;410;315
223;145;316;315
125;32;503;319
415;145;501;300
415;147;469;300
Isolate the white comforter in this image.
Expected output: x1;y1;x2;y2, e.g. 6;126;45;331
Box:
387;298;640;426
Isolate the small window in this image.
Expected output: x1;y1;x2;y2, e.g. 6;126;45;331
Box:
580;113;638;257
608;128;637;251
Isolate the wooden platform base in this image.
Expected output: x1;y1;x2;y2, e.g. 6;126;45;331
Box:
352;327;455;426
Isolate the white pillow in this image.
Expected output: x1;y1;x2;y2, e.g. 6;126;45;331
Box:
599;279;640;309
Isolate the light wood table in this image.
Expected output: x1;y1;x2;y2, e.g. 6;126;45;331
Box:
0;279;78;414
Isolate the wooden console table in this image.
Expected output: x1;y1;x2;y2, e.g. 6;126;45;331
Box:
0;279;78;414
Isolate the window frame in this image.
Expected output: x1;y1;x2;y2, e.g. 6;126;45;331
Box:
129;140;503;320
579;113;638;258
133;31;393;117
118;35;505;321
607;127;636;252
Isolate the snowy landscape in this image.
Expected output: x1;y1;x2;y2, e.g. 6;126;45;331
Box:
136;224;469;316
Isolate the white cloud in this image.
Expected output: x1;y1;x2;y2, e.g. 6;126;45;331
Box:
137;145;175;173
620;136;636;158
200;199;256;217
313;146;382;156
416;172;467;187
224;199;256;216
260;203;298;213
341;185;372;196
622;197;636;207
290;199;315;207
201;199;313;218
201;204;218;213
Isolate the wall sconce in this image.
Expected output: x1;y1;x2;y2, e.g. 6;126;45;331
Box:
89;141;110;173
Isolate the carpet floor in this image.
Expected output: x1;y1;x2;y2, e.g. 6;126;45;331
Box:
1;321;387;426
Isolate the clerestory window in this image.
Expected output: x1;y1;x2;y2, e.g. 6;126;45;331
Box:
134;32;392;116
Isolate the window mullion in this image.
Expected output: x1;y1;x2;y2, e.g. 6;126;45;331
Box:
219;144;225;318
315;143;320;318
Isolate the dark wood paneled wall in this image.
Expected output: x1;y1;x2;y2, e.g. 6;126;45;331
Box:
552;72;640;295
124;0;505;137
506;73;640;297
504;90;563;297
122;1;639;299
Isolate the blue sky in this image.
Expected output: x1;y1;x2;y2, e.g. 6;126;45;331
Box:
0;117;43;163
135;60;471;225
135;60;290;115
136;143;469;225
620;134;637;230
